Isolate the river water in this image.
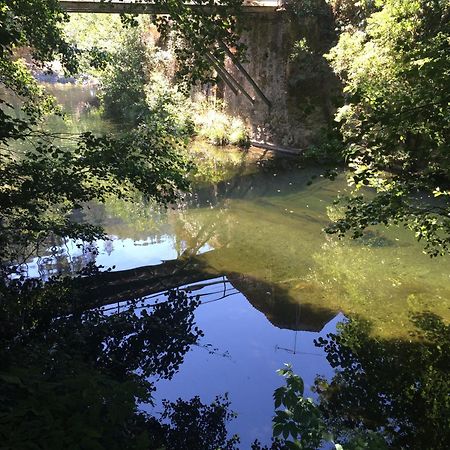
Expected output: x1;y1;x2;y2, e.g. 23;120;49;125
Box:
23;84;450;448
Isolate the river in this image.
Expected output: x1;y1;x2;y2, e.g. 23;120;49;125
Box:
22;84;450;448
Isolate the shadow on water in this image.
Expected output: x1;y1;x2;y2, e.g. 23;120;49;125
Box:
70;144;341;235
313;311;450;449
76;254;337;334
2;265;448;448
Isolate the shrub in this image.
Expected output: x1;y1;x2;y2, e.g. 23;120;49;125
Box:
101;29;152;123
193;101;250;148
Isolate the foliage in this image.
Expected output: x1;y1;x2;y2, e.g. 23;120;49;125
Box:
0;124;190;266
1;1;194;269
0;2;247;447
301;127;344;164
194;100;250;147
161;394;239;449
100;28;152;123
100;30;249;146
150;0;246;86
0;0;73;143
65;0;246;87
286;0;331;17
314;313;450;449
253;364;388;450
326;0;378;30
144;72;195;138
324;0;450;256
100;25;196;139
0;272;242;448
0;0;78;74
61;13;126;77
64;13;125;53
255;308;449;450
1;0;248;266
272;365;327;450
290;38;315;63
65;0;246;85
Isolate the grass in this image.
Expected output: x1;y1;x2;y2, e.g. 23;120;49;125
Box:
192;99;250;148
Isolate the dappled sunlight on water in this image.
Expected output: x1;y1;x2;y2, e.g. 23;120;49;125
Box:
19;84;449;448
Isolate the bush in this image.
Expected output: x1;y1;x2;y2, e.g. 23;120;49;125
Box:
302;128;344;163
144;72;194;139
100;29;152;123
193;101;250;148
100;31;250;147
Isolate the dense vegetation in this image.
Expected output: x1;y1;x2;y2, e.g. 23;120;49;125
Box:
324;0;450;257
0;0;244;447
0;0;448;448
96;19;249;146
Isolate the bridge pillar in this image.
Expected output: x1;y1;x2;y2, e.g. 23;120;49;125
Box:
223;6;340;151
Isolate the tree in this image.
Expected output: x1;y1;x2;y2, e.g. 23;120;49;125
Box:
0;1;244;447
252;364;388;450
0;0;243;267
314;313;450;449
324;0;450;256
0;1;193;267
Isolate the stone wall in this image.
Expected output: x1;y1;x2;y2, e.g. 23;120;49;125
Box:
222;6;340;150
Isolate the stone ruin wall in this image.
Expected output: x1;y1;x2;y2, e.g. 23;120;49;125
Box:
222;9;340;151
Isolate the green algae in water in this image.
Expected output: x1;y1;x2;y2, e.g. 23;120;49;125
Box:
24;84;450;341
85;154;450;340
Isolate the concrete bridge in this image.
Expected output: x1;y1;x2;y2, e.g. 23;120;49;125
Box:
59;0;283;15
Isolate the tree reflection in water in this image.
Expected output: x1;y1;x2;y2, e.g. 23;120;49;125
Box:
1;261;448;449
252;312;449;450
0;269;239;449
312;312;450;449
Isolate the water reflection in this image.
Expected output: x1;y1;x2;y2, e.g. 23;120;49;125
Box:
8;84;449;448
0;273;218;449
314;312;450;449
143;278;338;447
4;262;447;447
27;158;450;339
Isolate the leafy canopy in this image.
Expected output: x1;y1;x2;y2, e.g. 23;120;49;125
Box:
325;0;450;256
0;1;246;447
0;0;245;266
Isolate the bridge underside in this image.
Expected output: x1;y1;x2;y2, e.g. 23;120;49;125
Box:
59;0;280;14
60;1;274;115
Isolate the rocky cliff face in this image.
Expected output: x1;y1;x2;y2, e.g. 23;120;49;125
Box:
223;7;340;151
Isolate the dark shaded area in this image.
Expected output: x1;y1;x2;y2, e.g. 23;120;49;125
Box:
0;274;239;449
225;272;336;332
314;312;450;449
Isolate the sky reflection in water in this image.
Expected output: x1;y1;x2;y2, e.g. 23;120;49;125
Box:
150;278;339;447
24;83;450;448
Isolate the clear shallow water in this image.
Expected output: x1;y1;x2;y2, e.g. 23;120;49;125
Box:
23;84;450;447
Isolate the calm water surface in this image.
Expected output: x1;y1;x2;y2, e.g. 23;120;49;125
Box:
26;84;450;447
